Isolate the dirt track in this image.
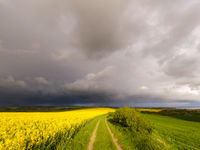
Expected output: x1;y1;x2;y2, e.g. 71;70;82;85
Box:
88;120;100;150
105;119;123;150
88;119;122;150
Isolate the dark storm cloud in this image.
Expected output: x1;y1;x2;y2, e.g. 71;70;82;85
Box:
1;0;200;106
67;0;134;58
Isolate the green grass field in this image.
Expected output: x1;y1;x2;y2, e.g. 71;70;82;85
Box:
105;108;200;150
142;113;200;149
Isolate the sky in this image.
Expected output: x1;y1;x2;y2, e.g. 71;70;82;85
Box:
0;0;200;107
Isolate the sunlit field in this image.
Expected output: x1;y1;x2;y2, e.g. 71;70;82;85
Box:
136;108;162;112
107;108;200;149
0;108;114;150
1;107;200;150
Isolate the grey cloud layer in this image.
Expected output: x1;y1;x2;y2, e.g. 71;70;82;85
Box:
0;0;200;106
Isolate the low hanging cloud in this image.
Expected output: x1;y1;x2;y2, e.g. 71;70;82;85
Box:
0;76;27;88
0;0;200;106
64;66;115;92
35;77;49;85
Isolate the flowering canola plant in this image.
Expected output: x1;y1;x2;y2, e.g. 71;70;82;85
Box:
0;108;114;150
136;108;162;112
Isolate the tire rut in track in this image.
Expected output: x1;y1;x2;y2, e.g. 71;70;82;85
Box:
105;119;123;150
88;120;100;150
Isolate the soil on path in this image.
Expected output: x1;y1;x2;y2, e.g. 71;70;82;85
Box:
88;120;100;150
105;119;123;150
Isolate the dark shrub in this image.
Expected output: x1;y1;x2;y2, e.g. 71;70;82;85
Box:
108;107;153;135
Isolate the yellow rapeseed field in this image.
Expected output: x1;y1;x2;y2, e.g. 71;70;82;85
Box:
0;108;114;150
136;108;162;112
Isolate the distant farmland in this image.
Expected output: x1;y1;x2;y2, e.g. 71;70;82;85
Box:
0;107;200;149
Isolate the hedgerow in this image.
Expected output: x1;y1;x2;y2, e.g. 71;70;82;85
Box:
108;107;153;134
108;107;164;150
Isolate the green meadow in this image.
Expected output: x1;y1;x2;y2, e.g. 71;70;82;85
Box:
106;108;200;150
